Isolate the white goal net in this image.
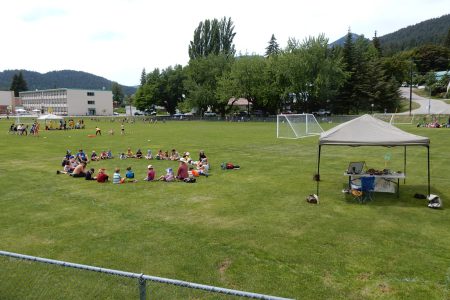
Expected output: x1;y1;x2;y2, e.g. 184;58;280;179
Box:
373;113;415;125
277;114;324;139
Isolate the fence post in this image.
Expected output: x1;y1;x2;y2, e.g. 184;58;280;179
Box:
139;275;146;300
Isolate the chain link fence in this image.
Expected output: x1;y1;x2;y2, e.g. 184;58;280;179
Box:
0;251;293;300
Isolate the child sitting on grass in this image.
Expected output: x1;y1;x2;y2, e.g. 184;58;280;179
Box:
113;168;125;184
125;166;137;182
85;168;96;180
145;149;153;160
96;168;109;183
144;165;155;181
158;168;174;182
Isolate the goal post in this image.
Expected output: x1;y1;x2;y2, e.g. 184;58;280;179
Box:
373;113;415;125
277;114;324;139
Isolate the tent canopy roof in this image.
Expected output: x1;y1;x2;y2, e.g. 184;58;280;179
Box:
319;114;429;146
37;113;63;120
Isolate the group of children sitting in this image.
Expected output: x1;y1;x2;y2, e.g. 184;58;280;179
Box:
57;148;210;184
118;148;189;161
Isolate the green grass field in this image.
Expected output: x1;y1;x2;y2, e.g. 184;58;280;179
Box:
1;117;449;299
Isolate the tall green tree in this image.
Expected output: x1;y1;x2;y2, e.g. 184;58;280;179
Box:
185;54;233;115
335;32;400;114
444;28;450;49
134;68;162;112
140;68;147;86
188;17;236;59
135;66;186;114
372;31;382;57
276;34;346;113
265;34;280;57
412;44;450;73
162;65;187;114
10;71;28;97
111;82;124;106
217;55;269;114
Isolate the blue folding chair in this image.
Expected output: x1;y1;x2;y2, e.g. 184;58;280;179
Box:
351;176;375;203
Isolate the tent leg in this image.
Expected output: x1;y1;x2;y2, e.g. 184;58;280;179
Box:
427;146;430;196
316;145;321;196
403;146;406;184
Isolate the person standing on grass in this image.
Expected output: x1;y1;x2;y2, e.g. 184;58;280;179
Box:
121;123;125;135
95;126;101;135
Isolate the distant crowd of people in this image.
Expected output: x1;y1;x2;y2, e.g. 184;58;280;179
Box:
9;122;40;136
416;117;450;128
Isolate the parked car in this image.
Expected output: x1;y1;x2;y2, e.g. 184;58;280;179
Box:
172;113;184;119
204;112;216;117
312;109;331;116
134;112;143;116
144;110;157;116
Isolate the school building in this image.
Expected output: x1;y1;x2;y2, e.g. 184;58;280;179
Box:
19;88;113;116
0;90;14;114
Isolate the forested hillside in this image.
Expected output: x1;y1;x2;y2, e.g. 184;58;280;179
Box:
0;70;137;95
380;14;450;54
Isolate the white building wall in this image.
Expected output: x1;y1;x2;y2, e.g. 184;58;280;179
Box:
66;89;113;116
20;89;113;116
0;91;13;106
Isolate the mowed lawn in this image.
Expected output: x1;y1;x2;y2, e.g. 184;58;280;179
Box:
0;117;449;299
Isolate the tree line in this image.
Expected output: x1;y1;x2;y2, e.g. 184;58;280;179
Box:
137;17;440;116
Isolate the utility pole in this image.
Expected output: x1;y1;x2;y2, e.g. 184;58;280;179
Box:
409;62;413;116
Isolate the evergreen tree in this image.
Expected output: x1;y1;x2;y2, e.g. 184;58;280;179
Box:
444;28;450;49
334;29;355;114
9;71;28;97
140;68;147;86
111;82;124;106
9;74;19;96
265;34;280;57
372;31;382;57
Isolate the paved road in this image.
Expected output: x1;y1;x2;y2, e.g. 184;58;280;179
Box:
400;87;450;114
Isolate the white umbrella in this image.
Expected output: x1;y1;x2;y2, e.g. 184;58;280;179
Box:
16;108;26;113
32;109;41;112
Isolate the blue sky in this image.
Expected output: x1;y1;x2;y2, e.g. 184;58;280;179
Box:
1;0;448;86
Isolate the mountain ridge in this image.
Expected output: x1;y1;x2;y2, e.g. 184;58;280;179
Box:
330;14;450;52
0;69;137;95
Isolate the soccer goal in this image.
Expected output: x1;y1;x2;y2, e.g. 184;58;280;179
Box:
277;114;324;139
373;113;415;125
390;114;415;125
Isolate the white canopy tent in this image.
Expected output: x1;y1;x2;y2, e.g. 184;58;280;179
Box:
37;114;63;120
316;114;431;196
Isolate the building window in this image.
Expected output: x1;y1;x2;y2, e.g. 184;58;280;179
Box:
88;100;95;105
87;92;95;96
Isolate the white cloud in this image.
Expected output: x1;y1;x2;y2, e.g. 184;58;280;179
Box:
1;0;448;86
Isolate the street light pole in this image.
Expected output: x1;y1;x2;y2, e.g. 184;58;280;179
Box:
428;86;431;115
